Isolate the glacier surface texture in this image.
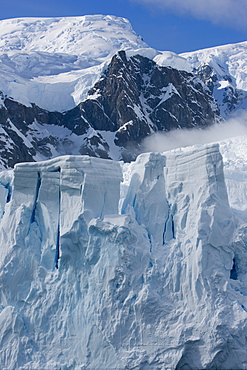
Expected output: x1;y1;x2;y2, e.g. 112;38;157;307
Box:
0;139;247;369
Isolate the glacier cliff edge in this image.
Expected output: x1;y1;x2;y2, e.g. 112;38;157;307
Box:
0;142;246;369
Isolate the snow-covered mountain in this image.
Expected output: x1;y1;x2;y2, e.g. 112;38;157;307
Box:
1;14;247;369
0;15;224;168
0;15;192;113
0;16;247;169
0;135;247;369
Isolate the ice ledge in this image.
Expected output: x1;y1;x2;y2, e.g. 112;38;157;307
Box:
14;154;122;177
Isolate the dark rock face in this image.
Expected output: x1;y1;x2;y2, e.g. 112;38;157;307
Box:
80;52;220;147
0;51;221;169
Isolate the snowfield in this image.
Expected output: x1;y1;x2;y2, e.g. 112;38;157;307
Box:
0;15;147;111
0;135;246;369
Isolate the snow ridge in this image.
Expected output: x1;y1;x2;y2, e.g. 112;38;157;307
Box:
0;15;145;55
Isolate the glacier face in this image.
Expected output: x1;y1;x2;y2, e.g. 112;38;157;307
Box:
0;139;247;369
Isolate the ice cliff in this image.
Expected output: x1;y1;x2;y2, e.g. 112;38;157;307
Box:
0;140;247;369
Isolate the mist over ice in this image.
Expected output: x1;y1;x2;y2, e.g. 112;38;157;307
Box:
142;115;247;153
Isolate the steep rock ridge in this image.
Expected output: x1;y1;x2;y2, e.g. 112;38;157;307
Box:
181;41;247;117
81;51;220;151
0;51;220;168
0;143;246;369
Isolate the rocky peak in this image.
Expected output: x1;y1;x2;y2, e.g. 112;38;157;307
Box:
77;51;220;149
0;51;221;168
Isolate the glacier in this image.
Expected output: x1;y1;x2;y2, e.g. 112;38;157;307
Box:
0;137;247;369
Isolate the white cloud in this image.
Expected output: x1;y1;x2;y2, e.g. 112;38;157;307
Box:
131;0;247;29
142;115;247;153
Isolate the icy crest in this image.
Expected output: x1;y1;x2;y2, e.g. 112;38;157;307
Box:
154;51;192;73
0;141;246;369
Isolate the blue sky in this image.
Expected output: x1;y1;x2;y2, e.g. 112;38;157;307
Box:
1;0;247;53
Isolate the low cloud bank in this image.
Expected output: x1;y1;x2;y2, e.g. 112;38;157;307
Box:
142;115;247;153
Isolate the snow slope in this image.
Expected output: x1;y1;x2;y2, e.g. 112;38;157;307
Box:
0;137;246;369
181;42;247;117
0;16;144;55
0;16;191;111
